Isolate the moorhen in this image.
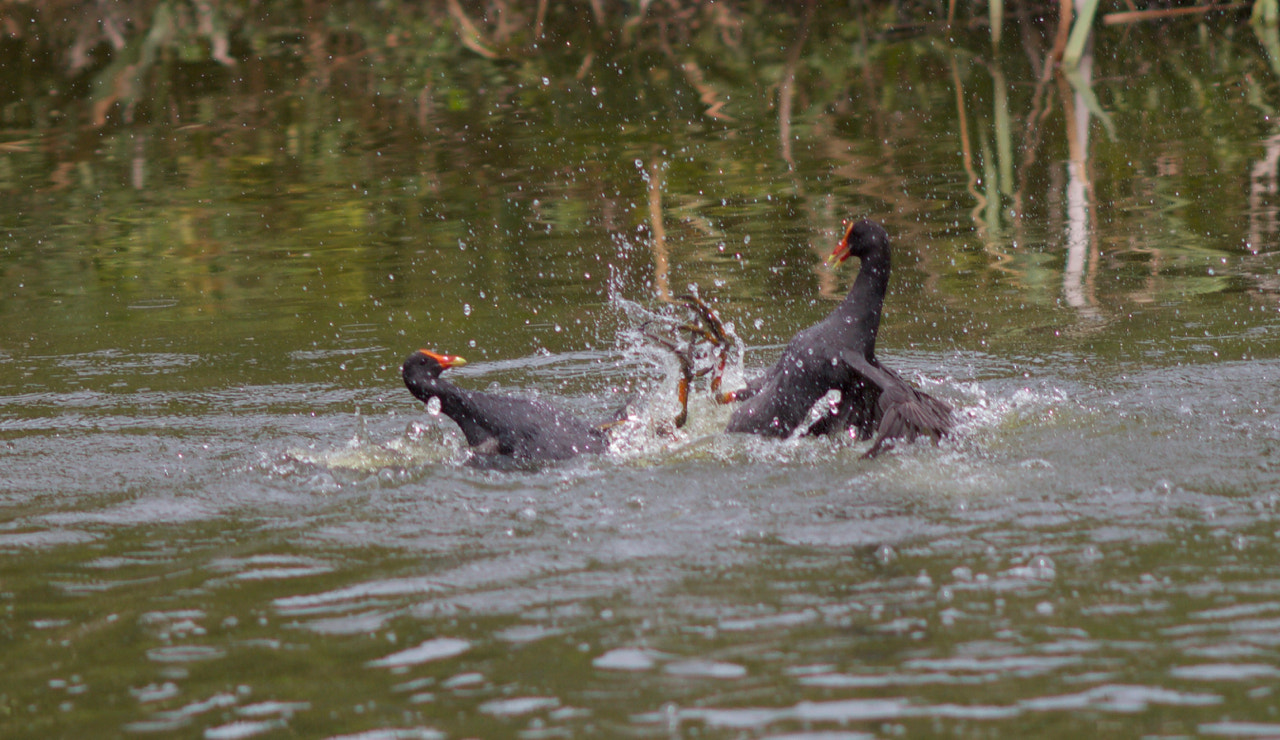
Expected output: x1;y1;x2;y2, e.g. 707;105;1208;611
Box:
697;219;954;457
402;349;610;462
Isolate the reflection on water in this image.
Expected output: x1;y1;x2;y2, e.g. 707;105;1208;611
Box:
4;7;1280;739
1062;51;1099;321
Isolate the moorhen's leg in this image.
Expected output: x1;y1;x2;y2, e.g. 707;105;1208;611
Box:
676;293;746;405
641;324;697;429
595;401;635;433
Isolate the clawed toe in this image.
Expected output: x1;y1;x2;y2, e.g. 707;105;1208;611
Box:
676;293;731;348
640;290;738;428
675;293;738;402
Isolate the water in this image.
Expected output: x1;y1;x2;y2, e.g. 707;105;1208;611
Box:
4;9;1280;738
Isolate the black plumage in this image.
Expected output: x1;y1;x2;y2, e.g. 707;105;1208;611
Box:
724;219;953;457
402;350;608;462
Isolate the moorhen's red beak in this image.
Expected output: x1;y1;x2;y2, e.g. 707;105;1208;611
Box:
418;349;467;368
825;220;856;266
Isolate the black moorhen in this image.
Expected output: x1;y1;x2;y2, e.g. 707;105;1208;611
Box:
402;349;609;462
719;219;954;457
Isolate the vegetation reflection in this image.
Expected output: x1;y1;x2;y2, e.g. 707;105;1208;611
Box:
0;2;1277;364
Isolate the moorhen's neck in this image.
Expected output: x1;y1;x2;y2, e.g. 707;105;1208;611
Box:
837;242;891;358
403;366;492;447
403;360;443;403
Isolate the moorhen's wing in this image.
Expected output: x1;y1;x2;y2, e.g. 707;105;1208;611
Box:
840;351;953;457
802;375;880;439
467;395;606;460
865;380;953;458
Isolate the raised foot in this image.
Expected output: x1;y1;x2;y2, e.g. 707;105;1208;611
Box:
640;289;747;429
674;292;738;404
640;323;697;429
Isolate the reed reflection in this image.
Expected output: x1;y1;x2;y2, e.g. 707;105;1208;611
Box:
1060;51;1100;320
1249;132;1280;253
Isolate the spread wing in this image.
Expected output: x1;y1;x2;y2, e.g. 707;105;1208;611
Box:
841;351;953;458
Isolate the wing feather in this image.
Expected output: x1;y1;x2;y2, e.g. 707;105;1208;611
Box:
840;351;953;458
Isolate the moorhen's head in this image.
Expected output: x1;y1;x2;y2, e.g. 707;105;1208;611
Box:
402;349;467;384
826;219;889;266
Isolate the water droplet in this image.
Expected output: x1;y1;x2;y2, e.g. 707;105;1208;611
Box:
1027;555;1055;579
463;303;472;316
